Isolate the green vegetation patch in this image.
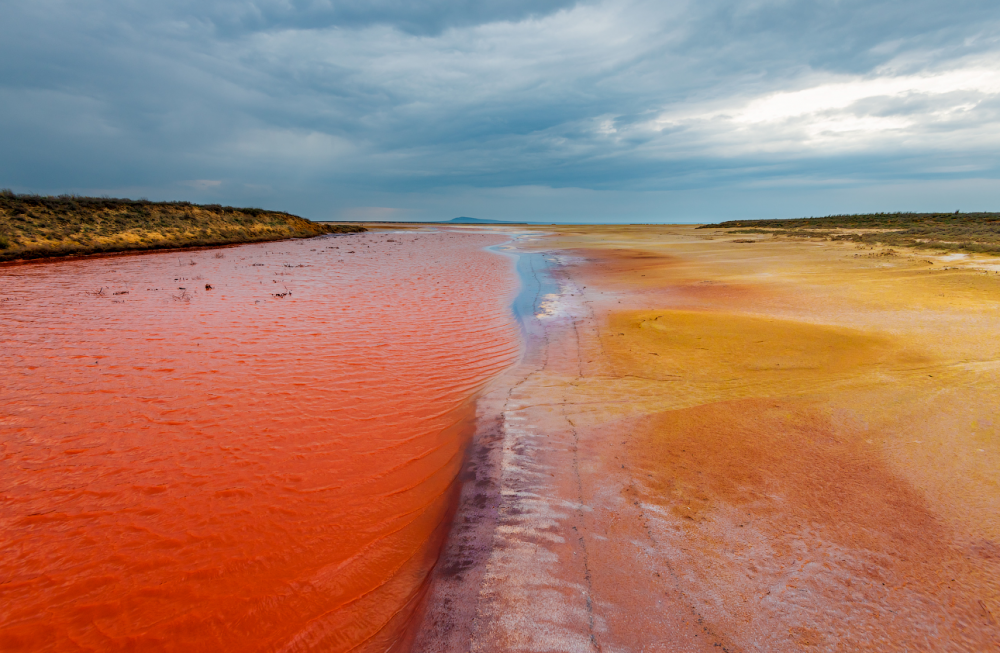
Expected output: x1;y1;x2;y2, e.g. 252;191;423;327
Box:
0;190;365;262
700;212;1000;254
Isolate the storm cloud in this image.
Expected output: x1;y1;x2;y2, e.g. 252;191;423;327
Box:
2;0;999;221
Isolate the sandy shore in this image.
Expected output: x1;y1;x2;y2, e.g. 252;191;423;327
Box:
406;225;1000;652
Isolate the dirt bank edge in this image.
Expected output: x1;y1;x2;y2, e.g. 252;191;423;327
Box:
0;191;365;262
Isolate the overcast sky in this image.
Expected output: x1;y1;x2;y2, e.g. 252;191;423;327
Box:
2;0;999;222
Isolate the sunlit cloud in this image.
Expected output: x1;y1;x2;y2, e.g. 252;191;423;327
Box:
645;54;1000;157
734;63;1000;124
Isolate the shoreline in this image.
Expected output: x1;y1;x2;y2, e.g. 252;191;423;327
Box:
403;224;1000;651
0;231;361;267
404;238;563;651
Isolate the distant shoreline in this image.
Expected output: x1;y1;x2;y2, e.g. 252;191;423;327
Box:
702;211;1000;255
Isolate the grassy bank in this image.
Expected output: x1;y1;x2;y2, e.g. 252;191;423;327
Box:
700;212;1000;254
0;190;365;262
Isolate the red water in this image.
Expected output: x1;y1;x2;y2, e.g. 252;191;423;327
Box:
0;232;520;652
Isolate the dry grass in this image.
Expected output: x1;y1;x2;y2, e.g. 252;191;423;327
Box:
0;190;365;262
701;212;1000;254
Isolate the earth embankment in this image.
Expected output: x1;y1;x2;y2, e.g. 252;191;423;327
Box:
0;191;363;262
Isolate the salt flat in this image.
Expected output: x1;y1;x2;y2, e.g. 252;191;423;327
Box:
411;224;1000;653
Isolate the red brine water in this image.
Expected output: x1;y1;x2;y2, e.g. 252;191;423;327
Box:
0;232;519;652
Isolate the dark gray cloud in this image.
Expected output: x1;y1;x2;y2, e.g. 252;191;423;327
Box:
1;0;999;221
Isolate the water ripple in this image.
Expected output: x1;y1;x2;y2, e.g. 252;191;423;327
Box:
0;231;520;652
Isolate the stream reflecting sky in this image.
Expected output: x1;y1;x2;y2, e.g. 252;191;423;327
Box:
2;0;999;221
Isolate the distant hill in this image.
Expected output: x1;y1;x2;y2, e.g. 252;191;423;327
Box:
0;191;365;262
447;217;526;224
